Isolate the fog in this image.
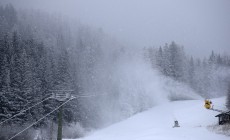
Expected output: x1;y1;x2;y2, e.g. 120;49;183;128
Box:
0;1;229;139
2;0;230;57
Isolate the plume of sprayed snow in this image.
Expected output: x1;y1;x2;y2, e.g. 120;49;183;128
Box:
94;46;202;126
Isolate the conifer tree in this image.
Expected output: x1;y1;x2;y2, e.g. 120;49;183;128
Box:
188;56;195;88
226;84;230;110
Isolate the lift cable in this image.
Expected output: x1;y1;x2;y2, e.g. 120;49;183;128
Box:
7;93;105;140
2;93;104;126
0;95;52;126
8;97;74;140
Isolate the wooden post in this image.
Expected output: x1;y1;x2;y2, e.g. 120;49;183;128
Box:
57;105;63;140
50;119;53;140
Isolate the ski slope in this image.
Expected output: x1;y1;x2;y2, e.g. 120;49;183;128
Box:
65;97;229;140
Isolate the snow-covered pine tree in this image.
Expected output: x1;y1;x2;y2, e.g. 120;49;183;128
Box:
3;4;17;29
155;46;164;73
226;84;230;110
209;50;216;65
188;57;195;88
168;41;186;81
0;55;12;123
162;43;171;76
9;32;36;124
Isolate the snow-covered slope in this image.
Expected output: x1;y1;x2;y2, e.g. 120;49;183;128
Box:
65;97;229;140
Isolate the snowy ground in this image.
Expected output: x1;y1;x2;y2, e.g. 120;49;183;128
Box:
65;97;229;140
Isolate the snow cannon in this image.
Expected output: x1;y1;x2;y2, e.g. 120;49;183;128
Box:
204;99;230;125
204;99;212;109
204;99;224;113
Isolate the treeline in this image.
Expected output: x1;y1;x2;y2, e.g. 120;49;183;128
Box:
0;4;79;139
144;41;230;98
0;4;106;139
0;4;152;139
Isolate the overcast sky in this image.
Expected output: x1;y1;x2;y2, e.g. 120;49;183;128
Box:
2;0;230;57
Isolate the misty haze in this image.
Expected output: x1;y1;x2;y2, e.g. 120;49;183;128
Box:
0;0;230;140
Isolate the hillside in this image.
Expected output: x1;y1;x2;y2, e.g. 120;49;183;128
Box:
65;97;229;140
